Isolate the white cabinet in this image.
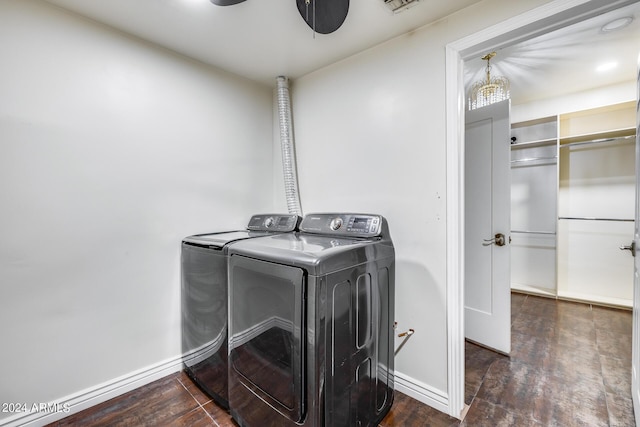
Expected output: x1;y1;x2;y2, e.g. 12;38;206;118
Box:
557;102;636;307
511;101;636;307
510;117;558;296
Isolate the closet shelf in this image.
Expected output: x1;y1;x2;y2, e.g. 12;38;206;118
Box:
511;156;557;165
558;216;634;222
559;127;635;145
510;138;557;149
511;230;556;235
559;134;635;149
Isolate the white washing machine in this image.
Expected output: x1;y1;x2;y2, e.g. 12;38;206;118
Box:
227;213;395;427
181;214;300;408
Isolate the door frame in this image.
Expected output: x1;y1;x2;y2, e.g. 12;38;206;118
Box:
444;0;638;418
631;51;640;427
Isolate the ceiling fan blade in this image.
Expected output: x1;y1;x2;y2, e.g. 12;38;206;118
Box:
296;0;349;35
210;0;246;5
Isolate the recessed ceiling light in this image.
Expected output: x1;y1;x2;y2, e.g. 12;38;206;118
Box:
596;62;618;73
601;16;634;32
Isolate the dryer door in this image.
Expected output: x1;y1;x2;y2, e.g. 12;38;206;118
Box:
228;255;305;423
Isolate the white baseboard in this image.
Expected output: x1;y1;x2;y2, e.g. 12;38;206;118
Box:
394;371;450;415
511;283;556;298
556;289;632;309
0;356;184;427
633;365;640;427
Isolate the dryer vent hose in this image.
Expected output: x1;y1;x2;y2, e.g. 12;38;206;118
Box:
276;76;303;216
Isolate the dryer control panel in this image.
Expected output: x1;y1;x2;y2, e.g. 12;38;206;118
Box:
247;214;300;232
300;213;386;238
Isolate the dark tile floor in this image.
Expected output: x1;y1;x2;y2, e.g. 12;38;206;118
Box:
464;293;635;427
48;294;635;426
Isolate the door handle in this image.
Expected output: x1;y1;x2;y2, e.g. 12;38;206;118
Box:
620;241;636;257
483;233;506;247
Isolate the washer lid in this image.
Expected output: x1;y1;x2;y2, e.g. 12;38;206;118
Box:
228;232;394;275
183;230;262;248
183;213;300;248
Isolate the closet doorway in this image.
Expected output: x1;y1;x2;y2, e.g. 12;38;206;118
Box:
446;0;640;419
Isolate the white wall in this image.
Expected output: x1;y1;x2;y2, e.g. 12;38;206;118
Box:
285;0;551;405
0;0;274;424
512;80;637;122
0;0;567;422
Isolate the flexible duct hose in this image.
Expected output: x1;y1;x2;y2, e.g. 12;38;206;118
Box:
276;76;303;216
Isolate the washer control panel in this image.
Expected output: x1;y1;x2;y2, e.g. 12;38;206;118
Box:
247;214;300;232
301;213;384;237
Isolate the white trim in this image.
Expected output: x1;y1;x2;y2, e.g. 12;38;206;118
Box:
633;50;640;427
556;290;633;309
0;356;183;427
445;42;466;420
394;371;449;415
511;283;556;298
445;0;637;420
634;364;640;427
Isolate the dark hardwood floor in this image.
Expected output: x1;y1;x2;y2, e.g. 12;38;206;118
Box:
47;294;635;426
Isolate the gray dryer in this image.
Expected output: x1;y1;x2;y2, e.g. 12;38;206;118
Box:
181;214;299;408
227;213;395;427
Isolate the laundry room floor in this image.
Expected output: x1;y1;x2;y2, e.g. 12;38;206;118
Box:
46;294;634;426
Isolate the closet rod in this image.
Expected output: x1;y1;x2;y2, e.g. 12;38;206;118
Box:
510;156;557;164
511;230;556;235
559;134;635;149
559;216;634;222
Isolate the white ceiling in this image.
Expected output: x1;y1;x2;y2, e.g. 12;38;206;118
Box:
44;0;482;86
464;1;640;104
44;0;640;103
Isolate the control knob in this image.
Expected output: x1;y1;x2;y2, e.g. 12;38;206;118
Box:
330;217;343;231
264;216;275;228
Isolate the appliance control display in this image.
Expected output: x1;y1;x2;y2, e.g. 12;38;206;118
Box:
347;216;379;234
300;213;384;237
351;218;368;229
247;214;299;232
278;216;291;226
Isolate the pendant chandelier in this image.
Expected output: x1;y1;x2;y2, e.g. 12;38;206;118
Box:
468;52;510;110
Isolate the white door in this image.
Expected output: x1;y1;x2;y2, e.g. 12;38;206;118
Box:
631;55;640;425
464;99;511;354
